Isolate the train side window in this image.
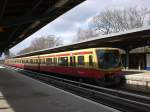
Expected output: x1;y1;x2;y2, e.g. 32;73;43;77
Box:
43;58;45;64
42;59;45;64
59;57;68;66
40;59;42;64
54;58;57;65
89;55;93;66
39;59;41;64
33;59;35;64
78;56;84;65
30;59;33;64
70;57;73;66
58;58;61;65
46;58;53;64
35;59;38;64
34;59;38;64
35;59;37;64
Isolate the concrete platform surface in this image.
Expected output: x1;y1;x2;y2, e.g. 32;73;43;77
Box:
123;70;150;83
0;66;119;112
123;69;150;92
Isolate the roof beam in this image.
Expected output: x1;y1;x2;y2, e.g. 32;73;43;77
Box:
0;0;8;18
6;0;44;48
5;0;85;51
0;0;77;28
0;12;57;26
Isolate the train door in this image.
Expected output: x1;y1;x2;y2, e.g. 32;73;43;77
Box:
89;55;94;68
37;57;41;71
69;56;76;75
70;56;76;67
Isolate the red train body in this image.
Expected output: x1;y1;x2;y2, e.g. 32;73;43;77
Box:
5;48;123;85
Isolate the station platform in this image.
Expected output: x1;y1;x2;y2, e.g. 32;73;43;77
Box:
0;65;119;112
123;69;150;92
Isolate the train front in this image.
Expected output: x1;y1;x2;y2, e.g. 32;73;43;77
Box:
96;48;123;85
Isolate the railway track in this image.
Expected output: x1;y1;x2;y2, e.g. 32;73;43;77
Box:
5;65;150;112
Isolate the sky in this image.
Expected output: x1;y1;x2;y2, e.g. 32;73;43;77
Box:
9;0;150;55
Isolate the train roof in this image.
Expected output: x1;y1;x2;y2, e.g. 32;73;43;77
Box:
13;47;120;58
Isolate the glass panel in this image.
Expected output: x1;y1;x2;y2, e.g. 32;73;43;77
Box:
96;50;121;69
78;56;84;65
70;56;76;66
89;55;93;66
58;57;68;66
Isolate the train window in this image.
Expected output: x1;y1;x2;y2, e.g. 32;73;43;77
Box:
46;58;53;64
39;59;42;64
70;56;76;66
78;56;84;65
59;57;68;66
37;59;39;64
30;59;33;64
35;59;37;64
89;55;93;66
42;59;45;64
58;58;61;64
39;59;41;64
70;57;73;66
43;59;45;64
96;50;121;69
34;59;36;64
54;58;57;65
33;59;34;64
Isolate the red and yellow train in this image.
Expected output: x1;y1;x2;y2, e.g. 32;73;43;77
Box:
5;47;123;85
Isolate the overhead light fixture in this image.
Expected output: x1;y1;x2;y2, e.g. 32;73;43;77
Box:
18;34;25;38
12;41;16;44
31;21;41;28
55;0;69;7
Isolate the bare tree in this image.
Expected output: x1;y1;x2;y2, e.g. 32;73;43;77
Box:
90;7;150;35
75;28;97;41
148;15;150;25
18;47;34;55
45;35;63;47
18;35;63;55
9;52;15;57
31;37;45;50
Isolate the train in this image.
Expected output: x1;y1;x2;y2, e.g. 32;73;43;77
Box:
5;47;123;86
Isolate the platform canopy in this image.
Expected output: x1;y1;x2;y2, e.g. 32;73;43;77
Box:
15;27;150;58
0;0;85;53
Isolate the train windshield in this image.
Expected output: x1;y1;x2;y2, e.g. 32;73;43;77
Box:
96;50;121;69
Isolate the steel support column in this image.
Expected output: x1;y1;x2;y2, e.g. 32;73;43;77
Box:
125;49;130;69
